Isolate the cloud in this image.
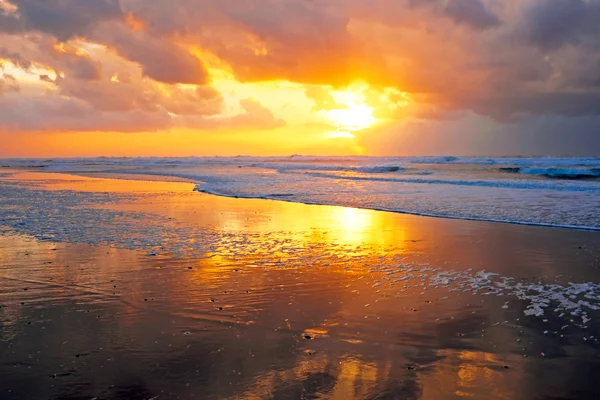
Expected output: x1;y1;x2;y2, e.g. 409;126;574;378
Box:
304;86;345;111
0;93;171;133
0;72;19;94
517;0;595;52
464;92;600;121
232;98;286;129
360;112;600;157
97;23;210;85
1;35;102;80
2;0;600;133
1;0;123;40
0;91;281;133
443;0;500;30
1;1;209;85
181;98;286;130
53;74;222;116
0;48;33;69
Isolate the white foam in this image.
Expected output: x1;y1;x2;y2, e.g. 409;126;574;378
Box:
517;167;600;179
2;156;599;229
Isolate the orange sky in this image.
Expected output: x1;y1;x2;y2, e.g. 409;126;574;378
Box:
1;0;600;157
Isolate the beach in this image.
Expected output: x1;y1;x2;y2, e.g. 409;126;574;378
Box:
1;170;599;399
3;0;600;397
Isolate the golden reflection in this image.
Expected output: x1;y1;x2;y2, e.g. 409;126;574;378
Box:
421;349;511;400
45;172;413;251
7;172;194;194
331;207;375;245
0;171;543;400
329;358;379;399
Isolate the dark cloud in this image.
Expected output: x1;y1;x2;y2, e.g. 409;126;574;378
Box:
405;0;499;29
109;31;209;85
51;51;103;81
519;0;586;51
0;48;33;69
361;112;600;157
1;1;208;85
39;74;54;83
443;0;500;30
2;36;102;80
408;0;440;7
519;0;600;52
0;9;22;34
2;0;123;40
463;92;600;121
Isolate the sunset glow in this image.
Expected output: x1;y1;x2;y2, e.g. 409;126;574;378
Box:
325;86;377;133
1;2;599;397
1;0;600;157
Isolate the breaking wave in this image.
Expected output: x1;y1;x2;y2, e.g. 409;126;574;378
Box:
2;155;599;229
500;167;600;179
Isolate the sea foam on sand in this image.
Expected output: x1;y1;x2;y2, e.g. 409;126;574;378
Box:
0;173;599;339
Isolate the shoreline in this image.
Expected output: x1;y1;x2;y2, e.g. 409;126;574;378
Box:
194;186;600;232
31;167;600;232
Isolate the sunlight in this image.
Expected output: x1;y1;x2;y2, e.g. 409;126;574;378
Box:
326;84;377;132
0;60;57;85
332;207;376;245
325;131;355;139
0;0;18;13
327;105;376;131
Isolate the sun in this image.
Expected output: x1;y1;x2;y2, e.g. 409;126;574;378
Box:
325;85;377;133
327;104;376;132
325;130;355;139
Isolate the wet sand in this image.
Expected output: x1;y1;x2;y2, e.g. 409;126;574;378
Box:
1;171;600;399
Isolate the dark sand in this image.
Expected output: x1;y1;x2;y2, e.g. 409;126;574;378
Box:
1;171;600;399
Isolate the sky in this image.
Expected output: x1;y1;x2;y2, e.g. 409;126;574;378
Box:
1;0;600;157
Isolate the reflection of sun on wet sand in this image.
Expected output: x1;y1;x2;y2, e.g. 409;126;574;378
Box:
1;171;600;399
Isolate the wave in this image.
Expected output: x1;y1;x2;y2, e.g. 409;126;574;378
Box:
3;155;599;170
357;165;404;173
298;171;600;192
409;156;600;167
4;156;599;230
74;166;600;193
249;162;406;174
500;167;600;179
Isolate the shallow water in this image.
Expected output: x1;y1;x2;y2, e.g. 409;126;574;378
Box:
1;171;600;399
3;156;600;229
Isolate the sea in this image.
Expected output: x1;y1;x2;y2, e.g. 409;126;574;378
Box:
2;155;599;230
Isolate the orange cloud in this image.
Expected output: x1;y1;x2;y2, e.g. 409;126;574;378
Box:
124;13;145;32
2;0;600;156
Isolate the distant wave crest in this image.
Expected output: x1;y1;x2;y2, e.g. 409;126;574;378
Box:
500;167;600;179
249;163;406;174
